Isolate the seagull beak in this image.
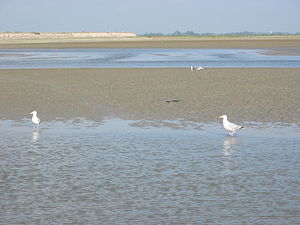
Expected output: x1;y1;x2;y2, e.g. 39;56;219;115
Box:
219;116;223;118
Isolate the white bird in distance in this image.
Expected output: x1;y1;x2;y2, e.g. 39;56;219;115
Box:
191;66;207;71
30;110;41;129
219;115;244;136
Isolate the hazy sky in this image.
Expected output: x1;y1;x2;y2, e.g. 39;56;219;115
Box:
0;0;299;34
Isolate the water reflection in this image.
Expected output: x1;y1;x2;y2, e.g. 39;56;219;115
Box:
31;130;40;143
222;136;238;156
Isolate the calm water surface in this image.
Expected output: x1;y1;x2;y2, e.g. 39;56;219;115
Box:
1;118;299;224
1;48;300;69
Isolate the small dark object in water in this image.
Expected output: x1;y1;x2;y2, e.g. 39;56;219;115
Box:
166;99;180;103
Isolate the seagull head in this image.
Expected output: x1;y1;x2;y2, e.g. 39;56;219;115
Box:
30;110;37;115
219;115;227;119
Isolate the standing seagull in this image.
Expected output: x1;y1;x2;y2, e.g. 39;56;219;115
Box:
219;115;243;136
30;110;41;129
191;66;207;71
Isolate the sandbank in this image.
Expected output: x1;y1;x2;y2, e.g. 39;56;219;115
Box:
0;68;299;124
1;36;300;50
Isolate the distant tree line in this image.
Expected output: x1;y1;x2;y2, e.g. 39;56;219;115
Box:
141;31;300;37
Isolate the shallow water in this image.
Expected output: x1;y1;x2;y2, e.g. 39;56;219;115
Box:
1;48;300;69
1;118;300;224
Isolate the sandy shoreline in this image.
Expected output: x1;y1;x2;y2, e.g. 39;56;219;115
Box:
0;68;299;124
1;36;300;49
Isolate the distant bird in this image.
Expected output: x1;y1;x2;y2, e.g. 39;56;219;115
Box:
219;115;243;136
191;66;207;71
30;110;41;128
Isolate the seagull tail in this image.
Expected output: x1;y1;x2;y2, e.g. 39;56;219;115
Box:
240;126;244;129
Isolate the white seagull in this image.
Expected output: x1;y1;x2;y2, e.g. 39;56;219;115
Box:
219;115;243;136
30;110;41;128
191;66;207;71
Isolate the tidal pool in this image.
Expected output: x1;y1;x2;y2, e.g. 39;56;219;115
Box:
1;118;299;224
1;48;300;69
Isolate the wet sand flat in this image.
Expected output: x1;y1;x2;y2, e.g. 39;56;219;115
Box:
0;68;299;123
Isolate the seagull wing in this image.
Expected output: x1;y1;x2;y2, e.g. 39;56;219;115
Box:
226;121;243;131
32;116;41;125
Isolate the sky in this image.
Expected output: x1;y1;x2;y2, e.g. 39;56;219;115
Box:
0;0;299;34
